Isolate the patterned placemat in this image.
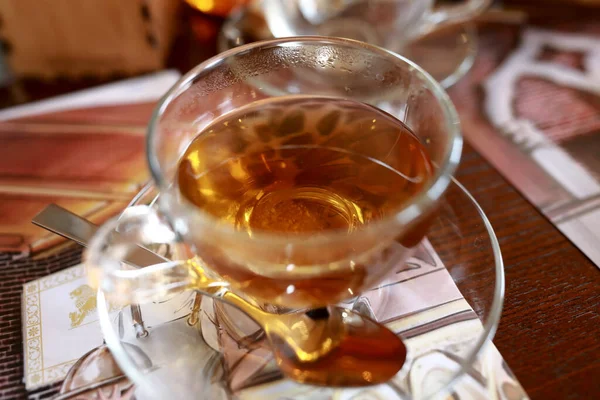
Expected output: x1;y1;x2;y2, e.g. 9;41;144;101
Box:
449;20;600;268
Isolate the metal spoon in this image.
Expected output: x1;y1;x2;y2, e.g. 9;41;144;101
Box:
33;204;407;387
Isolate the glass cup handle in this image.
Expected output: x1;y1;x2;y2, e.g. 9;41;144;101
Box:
86;206;195;305
423;0;491;28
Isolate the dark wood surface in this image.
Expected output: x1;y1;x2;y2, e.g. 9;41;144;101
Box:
0;6;599;400
457;143;600;400
447;18;600;400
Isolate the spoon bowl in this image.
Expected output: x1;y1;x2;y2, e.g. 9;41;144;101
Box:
266;306;407;386
198;284;407;387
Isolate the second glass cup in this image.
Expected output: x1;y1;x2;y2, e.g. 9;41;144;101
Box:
262;0;490;53
87;37;462;313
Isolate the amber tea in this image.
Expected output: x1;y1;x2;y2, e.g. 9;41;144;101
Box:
177;96;434;306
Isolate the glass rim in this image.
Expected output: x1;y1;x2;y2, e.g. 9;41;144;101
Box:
96;177;505;399
146;36;463;244
436;178;505;399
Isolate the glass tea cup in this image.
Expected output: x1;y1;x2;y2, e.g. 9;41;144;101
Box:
261;0;491;54
86;37;462;314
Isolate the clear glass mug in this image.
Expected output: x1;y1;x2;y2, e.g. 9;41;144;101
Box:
86;37;462;312
262;0;491;53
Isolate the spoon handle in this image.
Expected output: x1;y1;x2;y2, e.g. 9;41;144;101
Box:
33;204;168;267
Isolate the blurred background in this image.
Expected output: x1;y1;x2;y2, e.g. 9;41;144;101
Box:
0;0;598;109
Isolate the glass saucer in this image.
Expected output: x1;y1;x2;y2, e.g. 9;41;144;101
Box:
217;4;478;89
97;177;504;399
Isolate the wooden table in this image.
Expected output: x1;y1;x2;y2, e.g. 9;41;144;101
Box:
449;16;600;399
0;7;599;400
458;144;600;400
